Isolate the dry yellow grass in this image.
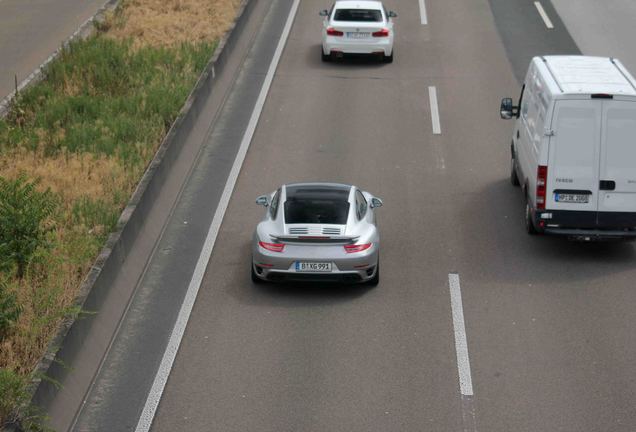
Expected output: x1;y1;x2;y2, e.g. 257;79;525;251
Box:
0;259;78;375
0;149;133;374
108;0;242;48
0;148;129;206
0;0;241;410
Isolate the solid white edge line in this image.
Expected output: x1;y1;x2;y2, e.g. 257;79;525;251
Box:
133;1;301;430
418;0;428;25
449;273;474;396
428;86;441;135
534;1;554;29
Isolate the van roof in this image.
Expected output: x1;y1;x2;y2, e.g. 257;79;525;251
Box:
537;56;636;97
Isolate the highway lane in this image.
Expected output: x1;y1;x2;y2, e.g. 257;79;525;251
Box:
70;0;636;430
149;0;522;430
0;0;106;100
487;0;579;82
551;0;636;73
70;0;295;430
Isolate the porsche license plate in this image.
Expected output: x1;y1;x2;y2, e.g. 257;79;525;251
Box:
295;262;332;272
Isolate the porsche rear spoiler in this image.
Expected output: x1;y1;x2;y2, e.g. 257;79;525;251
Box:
270;235;359;244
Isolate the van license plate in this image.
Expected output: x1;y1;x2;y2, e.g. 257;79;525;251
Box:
555;193;589;203
296;262;332;272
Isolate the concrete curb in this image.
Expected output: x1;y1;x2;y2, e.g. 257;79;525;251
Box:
0;0;119;119
15;0;259;428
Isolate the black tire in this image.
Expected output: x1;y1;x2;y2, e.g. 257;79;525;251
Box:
383;51;393;63
367;263;380;286
525;202;538;235
510;150;520;186
321;48;330;62
251;264;264;284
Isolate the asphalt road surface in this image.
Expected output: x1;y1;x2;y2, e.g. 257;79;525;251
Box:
71;0;636;431
0;0;106;100
551;0;636;73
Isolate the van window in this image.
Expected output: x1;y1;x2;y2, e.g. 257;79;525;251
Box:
605;105;636;170
518;85;527;119
536;105;546;137
553;105;598;169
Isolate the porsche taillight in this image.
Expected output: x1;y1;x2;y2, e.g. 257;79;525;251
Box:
259;241;285;252
344;243;372;253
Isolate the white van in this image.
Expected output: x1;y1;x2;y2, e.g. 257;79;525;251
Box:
500;56;636;240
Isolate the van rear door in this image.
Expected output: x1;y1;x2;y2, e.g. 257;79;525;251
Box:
546;100;601;219
597;100;636;228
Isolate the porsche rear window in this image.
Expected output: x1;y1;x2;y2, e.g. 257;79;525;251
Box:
284;185;351;224
333;9;383;22
284;199;349;225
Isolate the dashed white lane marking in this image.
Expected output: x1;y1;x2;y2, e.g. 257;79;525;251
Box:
534;1;554;29
133;0;301;431
449;273;473;396
428;86;441;135
449;273;478;431
418;0;428;25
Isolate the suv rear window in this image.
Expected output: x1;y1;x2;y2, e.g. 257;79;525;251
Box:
333;9;383;22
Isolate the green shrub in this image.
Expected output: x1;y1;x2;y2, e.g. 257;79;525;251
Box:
0;175;57;278
0;368;25;427
0;279;21;338
0;368;50;431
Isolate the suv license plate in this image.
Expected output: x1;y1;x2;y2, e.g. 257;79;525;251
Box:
555;193;589;203
296;262;332;272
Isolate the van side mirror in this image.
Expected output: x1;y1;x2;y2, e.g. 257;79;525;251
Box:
500;97;517;120
388;11;397;18
319;9;329;16
256;195;269;207
370;197;383;209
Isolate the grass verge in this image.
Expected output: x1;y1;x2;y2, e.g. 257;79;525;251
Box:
0;0;241;427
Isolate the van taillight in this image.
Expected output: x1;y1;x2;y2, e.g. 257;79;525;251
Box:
536;165;548;210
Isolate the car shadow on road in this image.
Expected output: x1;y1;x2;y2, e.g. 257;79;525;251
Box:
459;178;636;285
308;44;389;69
256;279;372;303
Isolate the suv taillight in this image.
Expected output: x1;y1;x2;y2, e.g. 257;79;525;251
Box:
372;28;390;37
536;165;548;210
327;27;344;36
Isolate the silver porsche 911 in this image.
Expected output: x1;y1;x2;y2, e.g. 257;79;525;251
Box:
251;182;383;284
